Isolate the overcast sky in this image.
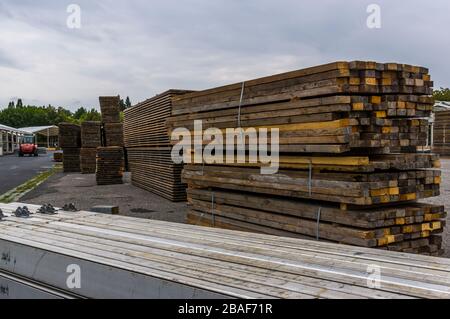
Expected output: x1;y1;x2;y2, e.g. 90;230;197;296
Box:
0;0;449;111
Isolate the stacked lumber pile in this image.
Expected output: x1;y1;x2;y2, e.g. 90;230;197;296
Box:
433;110;450;156
104;123;124;147
80;148;97;174
59;123;81;173
167;61;445;255
99;96;121;123
96;147;124;185
124;90;192;201
53;152;63;163
97;96;124;185
80;121;102;174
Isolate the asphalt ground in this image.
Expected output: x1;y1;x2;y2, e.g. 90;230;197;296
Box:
0;152;55;195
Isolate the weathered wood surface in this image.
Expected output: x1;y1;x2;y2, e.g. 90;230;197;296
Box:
96;147;124;185
187;188;445;251
124;90;193;201
81;121;102;148
0;203;450;299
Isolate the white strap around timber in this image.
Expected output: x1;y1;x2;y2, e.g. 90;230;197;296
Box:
316;207;322;241
237;82;246;128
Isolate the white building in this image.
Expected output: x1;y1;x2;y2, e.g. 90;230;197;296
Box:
20;125;59;148
0;124;29;156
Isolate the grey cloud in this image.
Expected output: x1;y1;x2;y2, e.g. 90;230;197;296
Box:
0;0;450;111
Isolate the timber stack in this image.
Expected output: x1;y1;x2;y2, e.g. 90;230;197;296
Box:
167;61;445;256
124;90;193;201
433;110;450;156
97;96;124;185
96;147;124;185
59;122;81;173
80;121;102;174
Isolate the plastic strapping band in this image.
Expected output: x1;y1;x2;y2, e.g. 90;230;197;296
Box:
316;207;322;241
237;82;245;128
308;160;313;197
211;192;215;227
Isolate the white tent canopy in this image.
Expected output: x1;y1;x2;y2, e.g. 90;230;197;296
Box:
0;124;29;156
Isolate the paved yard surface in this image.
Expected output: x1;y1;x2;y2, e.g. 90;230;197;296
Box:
0;152;55;194
21;172;188;223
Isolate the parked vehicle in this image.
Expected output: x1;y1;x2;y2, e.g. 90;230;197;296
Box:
19;135;38;157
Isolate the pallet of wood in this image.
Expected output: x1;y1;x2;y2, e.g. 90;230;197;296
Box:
168;94;433;154
59;123;81;149
81;121;102;148
59;123;81;173
124;90;193;201
433;110;450;156
183;164;441;206
80;148;97;174
124;90;193;147
79;121;102;174
96;147;124;185
96;96;125;184
169;61;444;255
99;96;121;123
104;123;124;147
170;61;432;117
127;147;186;201
186;188;445;255
62;147;81;173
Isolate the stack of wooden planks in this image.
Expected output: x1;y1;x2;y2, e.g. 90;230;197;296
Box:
81;121;102;148
99;96;121;123
168;62;433;154
96;147;124;185
104;123;124;147
80;121;102;174
1;202;450;299
97;96;124;185
58;123;81;173
433;110;450;156
187;189;445;254
124;90;193;201
166;61;445;255
80;148;97;174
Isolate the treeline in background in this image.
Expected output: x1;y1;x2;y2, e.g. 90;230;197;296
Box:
0;97;131;128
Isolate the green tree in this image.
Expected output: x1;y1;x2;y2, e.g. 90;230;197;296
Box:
0;104;74;128
78;108;102;122
125;96;132;109
7;101;15;108
73;107;88;120
16;99;23;108
433;88;450;101
119;98;126;112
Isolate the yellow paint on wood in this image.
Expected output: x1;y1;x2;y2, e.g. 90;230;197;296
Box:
375;111;387;118
352;103;365;111
400;193;416;201
370;96;382;104
364;78;378;85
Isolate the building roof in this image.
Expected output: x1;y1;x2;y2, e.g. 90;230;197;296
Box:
0;124;29;134
19;125;59;136
435;101;450;111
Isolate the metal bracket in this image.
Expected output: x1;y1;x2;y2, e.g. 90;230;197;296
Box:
14;206;31;218
37;204;57;215
61;203;79;212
